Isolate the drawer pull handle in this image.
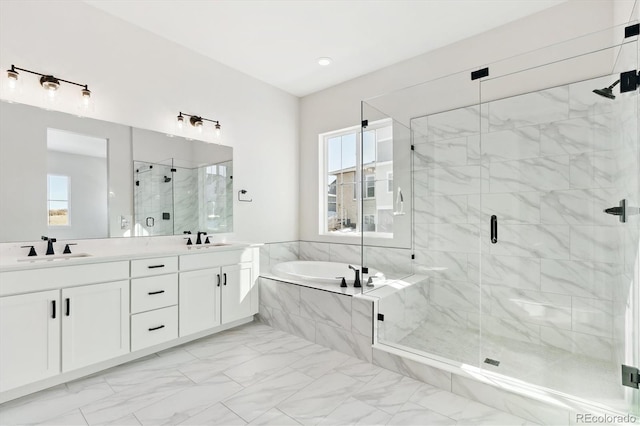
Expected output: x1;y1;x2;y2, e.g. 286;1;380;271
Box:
148;264;165;269
148;290;165;295
217;274;221;287
148;325;165;331
65;298;70;316
223;273;227;286
51;300;56;319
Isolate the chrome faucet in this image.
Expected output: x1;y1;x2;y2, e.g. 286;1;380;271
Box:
348;265;361;288
41;236;56;255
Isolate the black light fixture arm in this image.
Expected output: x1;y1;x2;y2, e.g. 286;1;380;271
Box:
178;111;220;125
9;64;90;90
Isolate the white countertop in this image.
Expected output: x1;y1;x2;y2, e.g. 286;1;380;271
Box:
0;240;262;272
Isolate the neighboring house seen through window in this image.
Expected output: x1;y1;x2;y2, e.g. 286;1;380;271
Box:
320;120;393;236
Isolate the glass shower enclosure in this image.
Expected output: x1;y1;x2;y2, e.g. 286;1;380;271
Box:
363;22;639;415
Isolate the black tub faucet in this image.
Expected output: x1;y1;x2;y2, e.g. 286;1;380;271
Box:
41;236;57;255
348;265;361;288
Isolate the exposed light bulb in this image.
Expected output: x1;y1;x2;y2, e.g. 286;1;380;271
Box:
176;114;184;129
190;115;204;133
215;122;221;138
79;87;91;110
40;75;60;100
6;68;18;90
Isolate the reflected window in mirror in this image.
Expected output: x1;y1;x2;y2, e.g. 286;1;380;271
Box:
47;174;70;226
47;128;108;240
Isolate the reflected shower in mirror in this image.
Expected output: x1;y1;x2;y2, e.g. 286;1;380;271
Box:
133;159;233;236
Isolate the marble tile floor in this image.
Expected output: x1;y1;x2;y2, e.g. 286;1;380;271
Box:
398;321;622;408
0;321;537;426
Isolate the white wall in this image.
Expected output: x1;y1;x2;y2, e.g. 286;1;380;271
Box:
48;150;109;240
0;0;299;244
299;0;638;243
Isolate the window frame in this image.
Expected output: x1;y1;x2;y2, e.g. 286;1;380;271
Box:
318;119;392;238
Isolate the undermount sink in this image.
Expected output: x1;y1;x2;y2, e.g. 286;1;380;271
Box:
17;253;92;262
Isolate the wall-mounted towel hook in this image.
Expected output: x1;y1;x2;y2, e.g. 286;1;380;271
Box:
238;189;252;202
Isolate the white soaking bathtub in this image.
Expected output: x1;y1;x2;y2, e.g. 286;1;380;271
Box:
270;261;385;293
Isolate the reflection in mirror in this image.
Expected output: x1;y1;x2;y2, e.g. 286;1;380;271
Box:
132;128;233;236
0;101;232;242
46;129;108;239
133;159;233;236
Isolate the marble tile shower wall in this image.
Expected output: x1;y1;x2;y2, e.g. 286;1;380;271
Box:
173;168;198;234
134;166;174;236
409;75;638;363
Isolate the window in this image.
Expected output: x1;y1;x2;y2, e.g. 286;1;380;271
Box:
320;119;392;236
364;175;375;199
47;174;70;226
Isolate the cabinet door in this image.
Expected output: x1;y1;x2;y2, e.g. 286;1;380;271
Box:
0;290;60;392
179;268;221;336
61;280;129;372
221;264;253;324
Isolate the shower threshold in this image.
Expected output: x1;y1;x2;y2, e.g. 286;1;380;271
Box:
381;321;626;414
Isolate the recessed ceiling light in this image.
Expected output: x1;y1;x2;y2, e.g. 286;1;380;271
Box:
317;57;332;66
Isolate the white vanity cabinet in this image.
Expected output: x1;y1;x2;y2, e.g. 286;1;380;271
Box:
178;248;256;336
178;267;222;336
0;290;60;392
0;245;259;403
0;261;130;393
221;263;253;324
61;280;129;372
130;257;179;351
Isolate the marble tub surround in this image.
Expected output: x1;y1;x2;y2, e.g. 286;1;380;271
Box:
257;277;375;362
402;72;638;412
0;321;535;426
260;241;413;281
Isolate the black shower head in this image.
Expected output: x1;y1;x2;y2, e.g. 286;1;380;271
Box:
593;79;620;100
164;176;171;183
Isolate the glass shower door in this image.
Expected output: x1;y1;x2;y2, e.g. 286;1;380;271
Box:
478;33;639;414
370;68;483;367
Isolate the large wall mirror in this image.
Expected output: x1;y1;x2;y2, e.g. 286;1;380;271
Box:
132;128;233;237
0;101;233;243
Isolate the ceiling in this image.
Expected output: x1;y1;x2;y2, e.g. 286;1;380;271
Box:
84;0;567;97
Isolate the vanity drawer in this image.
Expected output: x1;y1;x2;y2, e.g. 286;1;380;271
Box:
131;306;178;351
131;257;178;278
131;274;178;314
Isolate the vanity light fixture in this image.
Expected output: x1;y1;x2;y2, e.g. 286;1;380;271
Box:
6;64;92;107
177;112;221;137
